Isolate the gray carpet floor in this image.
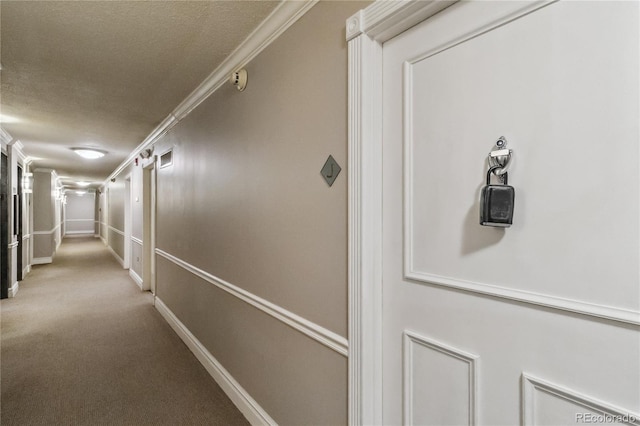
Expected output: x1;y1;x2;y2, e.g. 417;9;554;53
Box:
1;237;249;425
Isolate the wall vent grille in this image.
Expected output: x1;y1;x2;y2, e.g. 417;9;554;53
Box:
159;149;173;168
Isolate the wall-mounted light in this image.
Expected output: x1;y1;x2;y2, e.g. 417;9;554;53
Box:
53;187;65;201
71;148;107;159
22;172;33;194
229;69;248;92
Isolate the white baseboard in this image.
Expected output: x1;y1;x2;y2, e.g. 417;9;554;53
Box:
129;269;143;290
154;297;276;426
100;236;107;246
9;281;19;298
32;256;53;265
106;245;125;268
64;232;95;238
23;265;31;276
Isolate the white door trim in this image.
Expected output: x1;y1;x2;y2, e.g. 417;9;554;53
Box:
346;1;453;425
347;3;457;423
124;175;132;270
142;160;156;294
347;1;640;424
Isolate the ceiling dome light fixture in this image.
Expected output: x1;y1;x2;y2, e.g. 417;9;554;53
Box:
71;148;106;159
76;181;91;187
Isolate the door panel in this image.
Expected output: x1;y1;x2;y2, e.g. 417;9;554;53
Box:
382;1;639;424
404;331;477;425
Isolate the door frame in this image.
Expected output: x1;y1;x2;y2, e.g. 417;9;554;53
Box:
124;175;131;269
346;2;456;423
346;1;640;424
142;160;156;294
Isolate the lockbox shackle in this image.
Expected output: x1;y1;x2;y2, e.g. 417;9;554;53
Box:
487;165;508;185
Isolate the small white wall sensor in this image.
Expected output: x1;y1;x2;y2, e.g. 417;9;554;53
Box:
230;69;248;92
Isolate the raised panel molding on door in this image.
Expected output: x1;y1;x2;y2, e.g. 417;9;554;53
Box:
404;331;477;426
522;374;640;426
348;0;640;424
401;0;639;326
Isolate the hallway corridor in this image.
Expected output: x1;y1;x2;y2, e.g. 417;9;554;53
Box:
1;237;248;425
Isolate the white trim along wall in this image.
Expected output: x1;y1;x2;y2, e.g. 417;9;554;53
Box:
156;249;348;356
155;298;278;426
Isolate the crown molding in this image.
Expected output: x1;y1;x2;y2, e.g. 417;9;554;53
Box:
1;128;32;164
0;126;13;145
10;140;31;165
8;139;22;149
105;0;318;186
346;0;455;42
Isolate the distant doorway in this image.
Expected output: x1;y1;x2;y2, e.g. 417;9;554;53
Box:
142;163;156;294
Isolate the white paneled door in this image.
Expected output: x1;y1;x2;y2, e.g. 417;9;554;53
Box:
378;1;639;425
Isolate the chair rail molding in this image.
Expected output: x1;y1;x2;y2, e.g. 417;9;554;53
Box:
156;248;348;357
33;223;62;235
108;226;125;237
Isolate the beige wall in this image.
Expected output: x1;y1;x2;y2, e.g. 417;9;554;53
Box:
154;0;362;337
147;2;365;424
107;178;126;260
130;241;142;278
98;190;107;240
131;164;142;240
33;171;53;233
33;170;56;261
100;2;369;423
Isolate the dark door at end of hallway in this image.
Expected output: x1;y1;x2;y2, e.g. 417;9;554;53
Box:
1;152;8;299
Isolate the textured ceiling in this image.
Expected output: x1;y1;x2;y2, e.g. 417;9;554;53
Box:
0;0;280;188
